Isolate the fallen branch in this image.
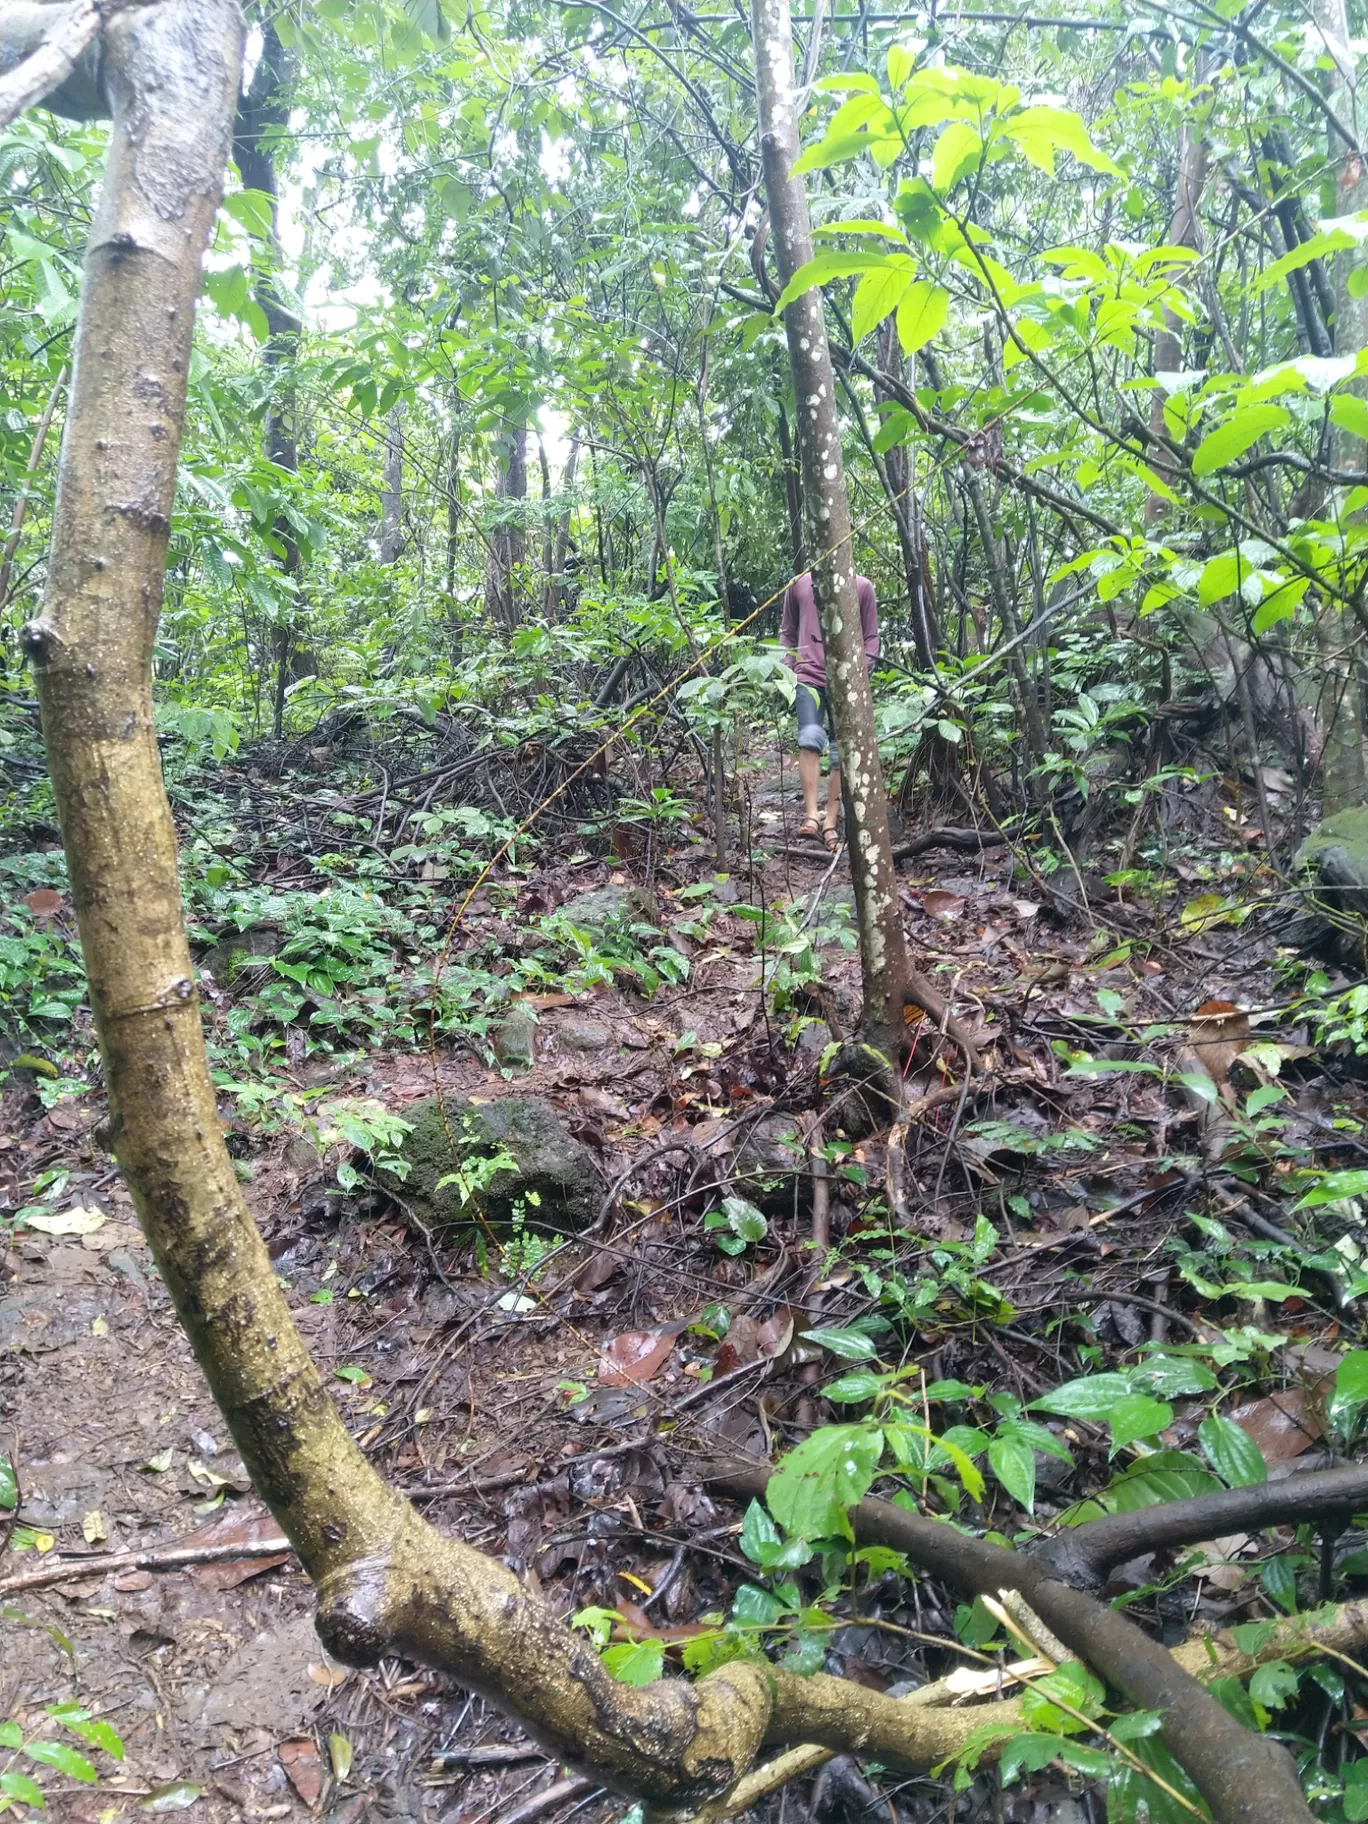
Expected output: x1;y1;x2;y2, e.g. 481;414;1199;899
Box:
1035;1460;1368;1592
709;1459;1314;1824
892;827;1008;862
0;1533;293;1597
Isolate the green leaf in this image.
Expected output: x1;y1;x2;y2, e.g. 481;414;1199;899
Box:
0;1453;16;1511
1331;394;1368;442
601;1639;665;1686
1000;105;1119;177
802;1326;880;1360
1297;1170;1368;1207
773;251;890;314
1334;1349;1368;1413
1191;405;1291;477
850;261;916;344
1031;1373;1134;1421
721;1195;767;1243
1198;1414;1266;1486
139;1782;204;1812
1107;1394;1172;1453
0;1771;45;1809
23;1741;97;1784
767;1424;884;1540
1249;1658;1299;1710
1133;1356;1217;1398
824;1370;888;1402
739;1499;782;1563
931;120;981;191
895;280;950;355
222;188;275;239
988;1433;1036;1512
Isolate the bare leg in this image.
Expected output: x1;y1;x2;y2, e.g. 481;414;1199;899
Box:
798;746;822;825
825;766;841;839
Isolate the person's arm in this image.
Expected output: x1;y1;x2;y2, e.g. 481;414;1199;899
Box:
859;578;879;667
780;584;798;667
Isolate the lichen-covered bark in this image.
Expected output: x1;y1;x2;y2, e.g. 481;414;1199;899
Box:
19;2;1005;1804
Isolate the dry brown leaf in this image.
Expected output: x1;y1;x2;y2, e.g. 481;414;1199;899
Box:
277;1738;324;1807
919;889;964;922
1229;1388;1322;1462
1188;1000;1250;1088
180;1505;292;1589
599;1327;680;1385
21;888;62;918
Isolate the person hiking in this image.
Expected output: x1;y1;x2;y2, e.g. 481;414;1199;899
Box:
780;569;879;850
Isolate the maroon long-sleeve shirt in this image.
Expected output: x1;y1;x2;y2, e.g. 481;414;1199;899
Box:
780;573;879;688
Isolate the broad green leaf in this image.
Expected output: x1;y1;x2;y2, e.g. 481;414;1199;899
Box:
1192;405;1290;477
1298;1170;1368;1207
1332;1349;1368;1419
1000;105;1119;177
850;260;916;344
895;280;950;355
23;1741;97;1784
824;1370;888;1402
790;129;886;179
1031;1373;1134;1421
1107;1394;1172;1453
988;1433;1036;1512
1198;1414;1266;1486
1133;1356;1216;1398
139;1783;203;1813
767;1424;883;1540
931;120;981;191
0;1453;16;1511
0;1772;45;1809
601;1638;664;1686
739;1499;782;1563
1249;1659;1299;1709
773;251;892;314
801;1326;879;1359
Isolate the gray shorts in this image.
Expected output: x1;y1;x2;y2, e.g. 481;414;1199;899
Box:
795;682;839;769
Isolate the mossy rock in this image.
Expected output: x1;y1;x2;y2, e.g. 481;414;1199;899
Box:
385;1094;600;1233
202;926;282;986
1293;809;1368;963
555;884;660;943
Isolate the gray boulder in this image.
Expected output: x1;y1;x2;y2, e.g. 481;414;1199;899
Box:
555;884;660;943
1295;808;1368;962
386;1094;601;1232
202;926;282;986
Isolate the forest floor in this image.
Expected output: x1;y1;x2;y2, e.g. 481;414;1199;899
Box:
0;734;1362;1824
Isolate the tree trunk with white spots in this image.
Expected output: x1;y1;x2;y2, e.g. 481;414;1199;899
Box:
749;0;973;1067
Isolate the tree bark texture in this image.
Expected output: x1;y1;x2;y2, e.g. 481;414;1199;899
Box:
380;405;405;564
485;421;527;630
874;318;938;668
231;19;305;737
751;0;926;1056
1146;114;1206;523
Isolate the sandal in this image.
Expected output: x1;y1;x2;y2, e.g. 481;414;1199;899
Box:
822;825;840;852
796;817;823;842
